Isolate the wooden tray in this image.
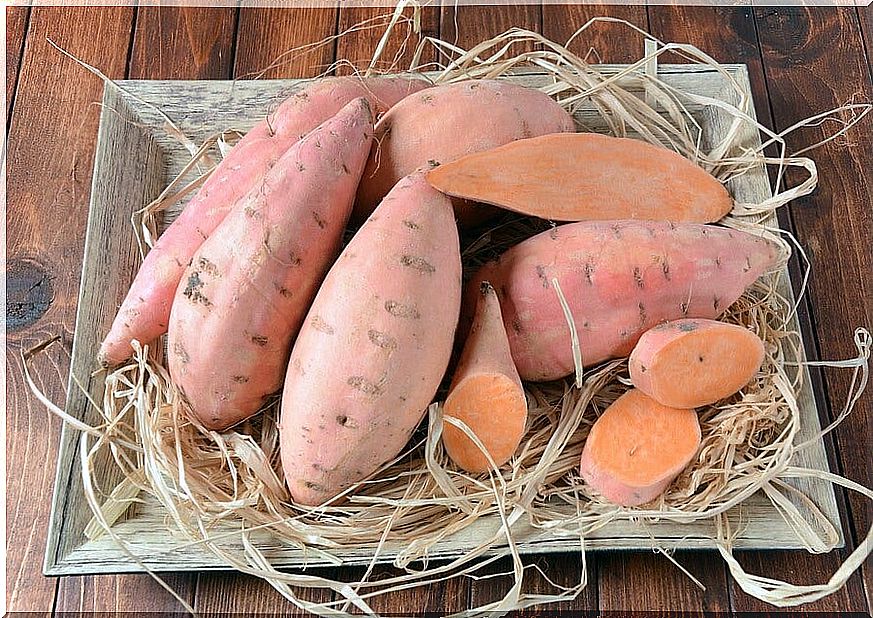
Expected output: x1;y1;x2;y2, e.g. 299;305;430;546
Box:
44;65;841;576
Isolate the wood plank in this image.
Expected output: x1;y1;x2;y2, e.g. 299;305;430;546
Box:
5;6;134;612
130;5;237;79
54;574;196;615
542;4;648;63
439;3;541;55
730;6;873;612
335;4;440;75
6;6;29;119
859;6;873;81
191;8;343;614
195;573;333;617
50;6;238;614
599;552;731;613
468;554;597;614
234;6;338;79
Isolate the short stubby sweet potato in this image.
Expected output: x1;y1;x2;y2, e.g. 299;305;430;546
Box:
352;80;576;227
580;388;701;507
629;318;766;408
168;97;374;431
467;220;780;381
280;172;462;506
99;75;429;367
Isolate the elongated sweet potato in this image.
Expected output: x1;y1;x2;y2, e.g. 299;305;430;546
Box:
168;98;374;431
426;132;733;223
580;389;701;507
99;75;429;367
443;282;527;473
467;220;780;381
280;172;462;506
629;319;765;408
352;80;576;227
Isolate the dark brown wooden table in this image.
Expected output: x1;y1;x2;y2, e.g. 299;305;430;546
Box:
6;4;872;616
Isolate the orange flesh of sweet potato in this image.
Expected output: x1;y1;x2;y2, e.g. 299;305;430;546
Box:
465;220;780;382
425;133;733;223
443;282;527;473
352;80;576;228
167;98;374;431
280;171;462;506
580;389;701;507
98;76;428;367
629;318;765;409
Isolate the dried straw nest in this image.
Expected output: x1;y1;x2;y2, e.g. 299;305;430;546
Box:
27;7;873;616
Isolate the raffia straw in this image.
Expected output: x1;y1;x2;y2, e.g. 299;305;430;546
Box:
28;8;873;616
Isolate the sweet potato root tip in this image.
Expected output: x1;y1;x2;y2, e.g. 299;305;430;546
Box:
443;280;527;473
580;389;701;507
629;319;765;408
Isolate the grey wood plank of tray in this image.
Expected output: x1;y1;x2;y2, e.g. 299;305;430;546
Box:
45;66;840;576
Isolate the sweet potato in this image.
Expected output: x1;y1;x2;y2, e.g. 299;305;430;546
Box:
167;98;374;431
352;80;576;227
99;75;429;367
580;389;701;507
425;132;733;223
443;282;527;473
280;171;462;506
467;220;780;381
629;319;765;408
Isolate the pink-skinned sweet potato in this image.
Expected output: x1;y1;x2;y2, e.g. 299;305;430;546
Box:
280;171;461;506
352;80;576;227
99;75;429;367
167;97;374;431
466;220;780;382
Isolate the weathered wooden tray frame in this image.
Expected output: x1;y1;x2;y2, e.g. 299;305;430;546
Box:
44;65;842;576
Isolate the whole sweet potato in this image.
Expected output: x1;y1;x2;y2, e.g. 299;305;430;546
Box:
352;80;576;227
168;98;374;431
466;220;780;381
99;75;428;367
280;171;461;506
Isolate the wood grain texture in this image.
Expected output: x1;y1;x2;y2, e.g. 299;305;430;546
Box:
234;6;338;79
742;6;873;613
4;6;134;612
859;5;873;81
130;6;237;79
542;4;648;63
54;573;196;615
195;572;333;617
335;4;440;75
440;2;541;54
599;552;731;613
468;554;597;613
5;6;29;119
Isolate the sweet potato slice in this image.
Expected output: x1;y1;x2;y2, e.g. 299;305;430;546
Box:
443;282;527;473
580;389;700;507
426;133;733;223
629;319;765;409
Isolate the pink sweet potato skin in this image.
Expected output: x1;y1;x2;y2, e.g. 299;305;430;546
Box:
99;76;429;367
280;172;461;506
467;221;780;381
352;80;576;227
167;98;374;431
